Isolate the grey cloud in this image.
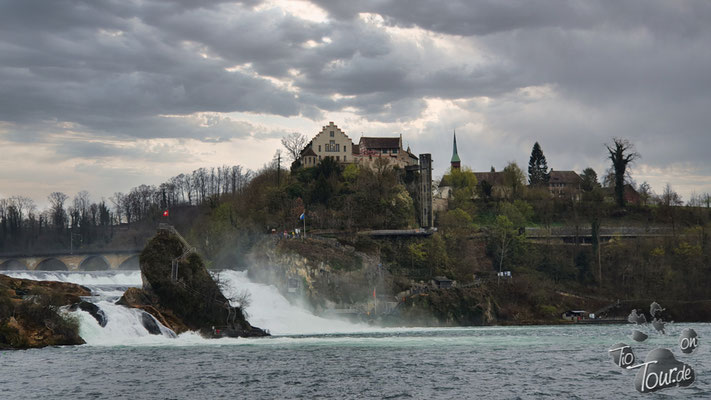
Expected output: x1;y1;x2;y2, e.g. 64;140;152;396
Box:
2;0;711;202
0;0;306;140
311;0;711;38
0;0;531;132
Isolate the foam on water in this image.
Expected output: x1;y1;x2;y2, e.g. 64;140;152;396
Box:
218;270;371;335
1;270;143;287
71;300;178;346
2;269;377;345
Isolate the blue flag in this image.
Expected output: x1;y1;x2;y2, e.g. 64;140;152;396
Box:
299;213;305;220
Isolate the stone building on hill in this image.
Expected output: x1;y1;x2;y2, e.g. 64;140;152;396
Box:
548;170;583;196
297;121;432;228
298;122;419;169
437;133;587;201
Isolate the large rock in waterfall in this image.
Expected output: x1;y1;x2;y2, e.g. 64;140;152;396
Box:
0;274;89;349
118;229;268;338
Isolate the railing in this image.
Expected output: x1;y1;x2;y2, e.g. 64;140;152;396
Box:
525;226;674;238
159;223;195;282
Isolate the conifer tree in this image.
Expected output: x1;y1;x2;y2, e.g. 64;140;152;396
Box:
527;142;550;185
580;168;600;192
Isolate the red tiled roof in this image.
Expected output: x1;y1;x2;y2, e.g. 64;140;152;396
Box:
359;137;400;150
473;172;505;185
301;146;317;157
549;170;582;184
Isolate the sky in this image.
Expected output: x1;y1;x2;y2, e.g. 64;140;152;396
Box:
2;0;711;208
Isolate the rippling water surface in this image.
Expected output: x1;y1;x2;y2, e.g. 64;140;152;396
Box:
1;270;709;399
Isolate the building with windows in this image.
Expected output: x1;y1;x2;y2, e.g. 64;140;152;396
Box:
299;122;419;169
548;170;583;196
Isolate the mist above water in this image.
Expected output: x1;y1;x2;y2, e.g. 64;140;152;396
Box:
218;270;370;335
1;268;369;343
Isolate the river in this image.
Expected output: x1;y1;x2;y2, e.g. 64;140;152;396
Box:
1;270;709;399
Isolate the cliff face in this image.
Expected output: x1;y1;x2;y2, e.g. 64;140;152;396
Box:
0;274;89;349
119;230;268;337
247;236;392;312
244;236;570;327
395;288;498;326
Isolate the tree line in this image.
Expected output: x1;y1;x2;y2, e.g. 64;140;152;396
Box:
0;165;251;254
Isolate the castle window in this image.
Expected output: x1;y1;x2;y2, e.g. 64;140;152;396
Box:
344;155;346;161
336;156;340;161
326;140;340;152
330;131;334;137
318;145;321;152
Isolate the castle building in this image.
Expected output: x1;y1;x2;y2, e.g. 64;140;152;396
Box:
299;122;418;168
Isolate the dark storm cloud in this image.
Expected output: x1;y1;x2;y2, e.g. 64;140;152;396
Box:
1;0;711;188
0;0;306;141
306;0;711;171
0;0;529;135
311;0;597;35
311;0;711;37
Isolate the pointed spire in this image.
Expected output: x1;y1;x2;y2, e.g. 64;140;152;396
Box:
451;130;461;169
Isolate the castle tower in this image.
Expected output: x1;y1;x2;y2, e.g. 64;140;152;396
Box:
450;130;461;170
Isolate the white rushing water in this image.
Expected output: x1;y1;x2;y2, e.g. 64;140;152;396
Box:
218;270;370;335
71;300;178;346
1;269;370;345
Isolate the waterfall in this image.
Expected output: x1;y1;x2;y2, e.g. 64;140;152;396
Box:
218;270;370;335
2;269;369;344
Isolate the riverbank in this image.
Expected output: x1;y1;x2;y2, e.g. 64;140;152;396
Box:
244;235;711;327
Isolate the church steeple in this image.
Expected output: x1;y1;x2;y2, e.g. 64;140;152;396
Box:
450;130;461;170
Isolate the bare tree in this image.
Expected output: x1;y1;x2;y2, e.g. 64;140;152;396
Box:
661;183;682;207
9;196;35;223
110;192;125;224
638;181;652;206
606;138;639;208
48;192;68;231
281;132;307;162
73;190;90;221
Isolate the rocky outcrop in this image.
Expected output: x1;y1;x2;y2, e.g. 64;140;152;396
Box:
68;301;107;327
118;230;268;338
0;274;89;349
116;287;189;334
394;287;498;326
247;236;389;311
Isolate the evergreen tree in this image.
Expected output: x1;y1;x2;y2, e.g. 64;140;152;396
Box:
527;142;550;185
580;168;600;192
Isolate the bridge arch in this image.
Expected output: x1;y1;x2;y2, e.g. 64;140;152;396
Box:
36;258;68;271
0;259;28;270
118;255;140;270
79;255;110;271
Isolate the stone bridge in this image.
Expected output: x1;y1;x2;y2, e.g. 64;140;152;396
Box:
0;250;141;271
